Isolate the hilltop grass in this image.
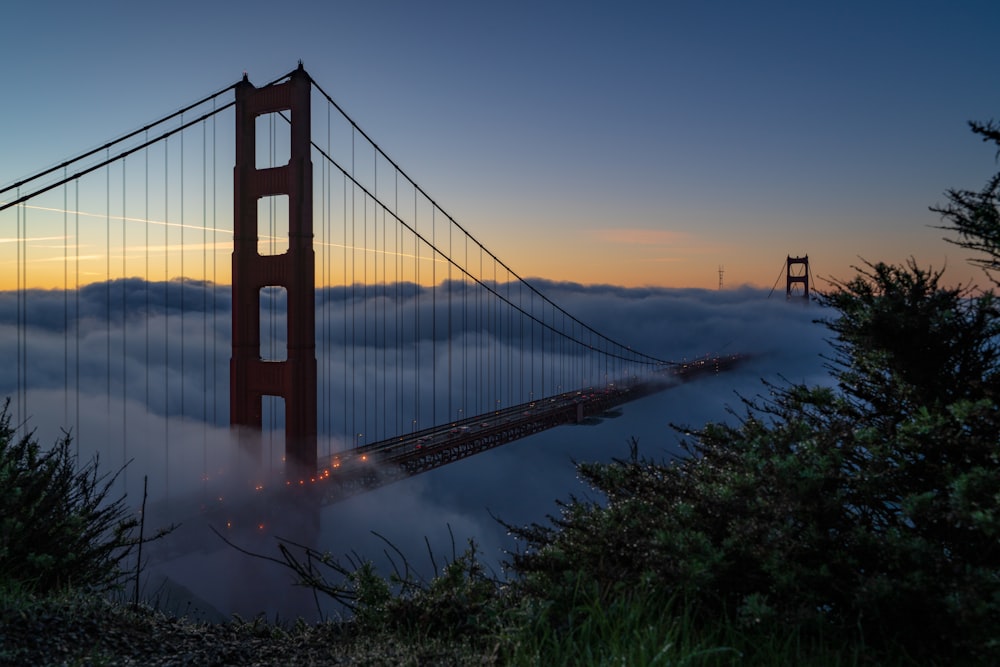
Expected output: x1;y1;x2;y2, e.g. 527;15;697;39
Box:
1;577;925;666
502;585;920;667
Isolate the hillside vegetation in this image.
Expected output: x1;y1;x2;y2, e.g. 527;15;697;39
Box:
2;121;1000;666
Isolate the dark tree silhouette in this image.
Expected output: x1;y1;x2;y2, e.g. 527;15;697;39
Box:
934;120;1000;284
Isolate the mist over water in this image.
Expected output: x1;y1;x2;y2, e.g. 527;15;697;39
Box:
2;282;829;620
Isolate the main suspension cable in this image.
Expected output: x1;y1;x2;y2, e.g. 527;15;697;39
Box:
307;75;669;367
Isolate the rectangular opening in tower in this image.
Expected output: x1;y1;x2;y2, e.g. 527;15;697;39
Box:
257;195;289;256
260;286;288;361
261;394;286;469
255;112;291;170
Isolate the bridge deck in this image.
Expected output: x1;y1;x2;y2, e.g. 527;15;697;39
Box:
300;353;744;505
142;353;743;562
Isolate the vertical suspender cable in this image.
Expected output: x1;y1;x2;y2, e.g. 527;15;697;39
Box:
506;269;512;409
180;115;185;422
413;188;419;429
16;189;22;429
144;132;150;422
518;279;523;404
320;114;327;449
372;156;380;440
320;106;327;447
106;150;111;426
394;173;400;433
363;189;368;440
163;137;170;498
320;120;329;443
75;182;80;457
350;128;356;444
370;152;376;439
202;119;208;484
462;235;468;416
342;171;348;445
15;196;24;426
447;216;452;420
382;208;387;438
122;157;127;492
23;199;27;425
432;208;436;425
530;290;535;401
212;104;218;426
475;244;486;414
63;174;69;423
548;305;553;396
496;258;501;407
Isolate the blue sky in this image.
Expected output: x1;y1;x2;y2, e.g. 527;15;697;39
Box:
3;0;1000;289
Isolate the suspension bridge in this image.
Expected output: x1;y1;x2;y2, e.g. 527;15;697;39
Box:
1;64;739;523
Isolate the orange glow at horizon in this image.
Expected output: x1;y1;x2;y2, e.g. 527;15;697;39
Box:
1;200;459;290
5;205;973;292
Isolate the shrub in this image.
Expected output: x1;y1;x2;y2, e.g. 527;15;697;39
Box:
0;400;138;594
508;120;1000;659
508;256;1000;660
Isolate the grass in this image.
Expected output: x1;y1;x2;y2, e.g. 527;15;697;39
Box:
0;555;943;666
499;585;925;667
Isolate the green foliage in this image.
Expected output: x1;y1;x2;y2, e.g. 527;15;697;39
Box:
272;530;509;643
507;121;1000;662
501;580;912;667
369;539;506;640
822;259;1000;412
933;120;1000;285
508;262;1000;659
348;560;393;629
0;400;138;594
502;579;738;667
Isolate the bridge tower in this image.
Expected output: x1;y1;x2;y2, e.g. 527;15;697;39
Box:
231;65;317;476
786;255;809;300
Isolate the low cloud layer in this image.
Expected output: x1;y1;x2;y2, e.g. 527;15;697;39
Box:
1;280;831;619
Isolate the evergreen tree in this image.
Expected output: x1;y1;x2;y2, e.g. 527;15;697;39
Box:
509;121;1000;660
0;401;138;594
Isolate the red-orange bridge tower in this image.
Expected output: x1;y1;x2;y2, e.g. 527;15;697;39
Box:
230;66;317;477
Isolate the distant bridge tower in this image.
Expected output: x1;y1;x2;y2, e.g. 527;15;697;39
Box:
786;255;809;300
231;65;317;476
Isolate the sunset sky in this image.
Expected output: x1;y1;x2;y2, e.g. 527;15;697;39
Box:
3;1;1000;290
